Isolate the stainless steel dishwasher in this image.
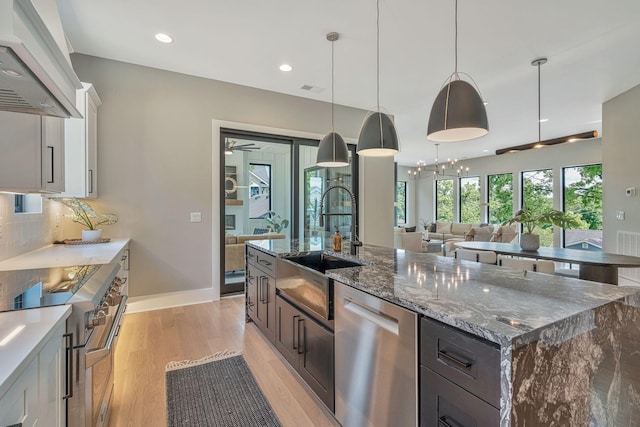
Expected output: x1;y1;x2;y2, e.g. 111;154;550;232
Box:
335;282;418;427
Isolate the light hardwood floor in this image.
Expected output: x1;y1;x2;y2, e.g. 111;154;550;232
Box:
108;296;340;427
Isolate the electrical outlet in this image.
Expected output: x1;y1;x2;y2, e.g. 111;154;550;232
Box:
190;212;202;223
616;211;625;220
55;213;61;229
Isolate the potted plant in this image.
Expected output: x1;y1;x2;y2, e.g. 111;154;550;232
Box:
56;197;118;241
502;206;582;250
264;211;289;234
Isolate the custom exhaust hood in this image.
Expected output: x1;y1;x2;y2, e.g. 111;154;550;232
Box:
0;0;81;118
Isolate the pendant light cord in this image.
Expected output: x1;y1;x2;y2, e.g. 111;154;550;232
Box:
537;61;541;143
331;38;335;132
376;0;380;111
454;0;458;76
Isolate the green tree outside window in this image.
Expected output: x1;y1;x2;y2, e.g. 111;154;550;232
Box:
436;179;454;222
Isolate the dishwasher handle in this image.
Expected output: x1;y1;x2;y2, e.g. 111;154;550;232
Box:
343;297;399;335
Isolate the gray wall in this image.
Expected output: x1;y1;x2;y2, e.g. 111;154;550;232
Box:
69;54;387;298
603;83;640;253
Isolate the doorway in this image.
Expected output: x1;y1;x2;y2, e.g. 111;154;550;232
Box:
219;128;358;296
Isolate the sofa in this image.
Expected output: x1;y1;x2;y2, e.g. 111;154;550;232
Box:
225;233;285;272
425;221;518;243
425;221;482;241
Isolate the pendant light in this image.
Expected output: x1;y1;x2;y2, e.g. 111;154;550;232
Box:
356;0;399;157
495;58;598;155
427;0;488;142
317;32;350;167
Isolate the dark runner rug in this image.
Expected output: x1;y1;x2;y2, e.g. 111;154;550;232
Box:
166;350;281;427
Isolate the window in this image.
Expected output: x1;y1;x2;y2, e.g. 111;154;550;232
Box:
563;164;602;250
487;173;513;224
521;169;554;247
14;194;42;214
249;163;271;219
395;181;407;225
435;179;454;222
459;176;480;223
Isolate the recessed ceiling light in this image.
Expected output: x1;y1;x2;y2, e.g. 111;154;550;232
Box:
483;149;489;152
483;102;488;106
538;118;548;123
2;69;22;77
155;33;173;44
279;64;293;72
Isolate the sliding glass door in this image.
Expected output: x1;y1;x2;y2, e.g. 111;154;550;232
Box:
220;131;358;295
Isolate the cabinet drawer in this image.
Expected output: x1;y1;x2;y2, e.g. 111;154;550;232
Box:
420;366;500;427
247;246;276;276
421;317;500;408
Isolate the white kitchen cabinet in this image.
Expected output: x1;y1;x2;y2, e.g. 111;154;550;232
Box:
0;111;65;193
0;323;66;427
38;323;66;426
0;357;39;426
57;82;102;198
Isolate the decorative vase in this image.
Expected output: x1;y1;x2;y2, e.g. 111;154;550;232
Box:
82;229;102;241
520;233;540;251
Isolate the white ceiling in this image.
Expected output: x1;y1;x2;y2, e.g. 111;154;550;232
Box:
56;0;640;166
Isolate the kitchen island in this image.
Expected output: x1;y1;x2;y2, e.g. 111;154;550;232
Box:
247;239;640;426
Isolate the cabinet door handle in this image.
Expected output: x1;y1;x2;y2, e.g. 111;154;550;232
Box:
292;315;300;350
89;169;94;194
264;278;269;304
124;249;130;271
63;332;74;399
260;277;268;303
297;318;305;354
47;145;55;183
438;415;463;427
438;349;473;369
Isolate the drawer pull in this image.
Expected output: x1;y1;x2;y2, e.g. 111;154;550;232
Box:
438;349;472;369
438;415;462;427
258;258;272;267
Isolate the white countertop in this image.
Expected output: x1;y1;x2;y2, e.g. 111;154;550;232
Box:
0;238;130;271
0;238;130;398
0;305;71;398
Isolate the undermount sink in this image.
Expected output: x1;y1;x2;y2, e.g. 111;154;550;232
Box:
283;253;366;273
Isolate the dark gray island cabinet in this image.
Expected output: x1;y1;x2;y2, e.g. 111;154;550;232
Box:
420;317;501;426
246;240;640;426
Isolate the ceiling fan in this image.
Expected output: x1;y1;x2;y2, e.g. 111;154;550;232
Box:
225;140;259;155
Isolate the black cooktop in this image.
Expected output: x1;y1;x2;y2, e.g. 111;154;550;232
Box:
0;264;101;312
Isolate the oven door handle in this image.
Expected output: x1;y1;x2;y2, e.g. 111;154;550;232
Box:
86;295;128;367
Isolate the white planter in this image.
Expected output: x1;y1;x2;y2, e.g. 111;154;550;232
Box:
520;233;540;251
81;229;102;241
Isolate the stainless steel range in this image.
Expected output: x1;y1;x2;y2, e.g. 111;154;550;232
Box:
0;253;129;427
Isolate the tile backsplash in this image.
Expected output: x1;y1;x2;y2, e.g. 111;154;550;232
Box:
0;194;64;262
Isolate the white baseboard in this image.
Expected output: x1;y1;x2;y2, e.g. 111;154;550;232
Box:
125;288;219;313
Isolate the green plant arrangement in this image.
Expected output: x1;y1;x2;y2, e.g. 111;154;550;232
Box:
502;206;581;234
55;197;118;230
264;211;289;233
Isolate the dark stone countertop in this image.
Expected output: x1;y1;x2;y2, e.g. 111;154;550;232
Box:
247;238;640;347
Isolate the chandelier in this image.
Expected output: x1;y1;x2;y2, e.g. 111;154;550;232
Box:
407;143;469;179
